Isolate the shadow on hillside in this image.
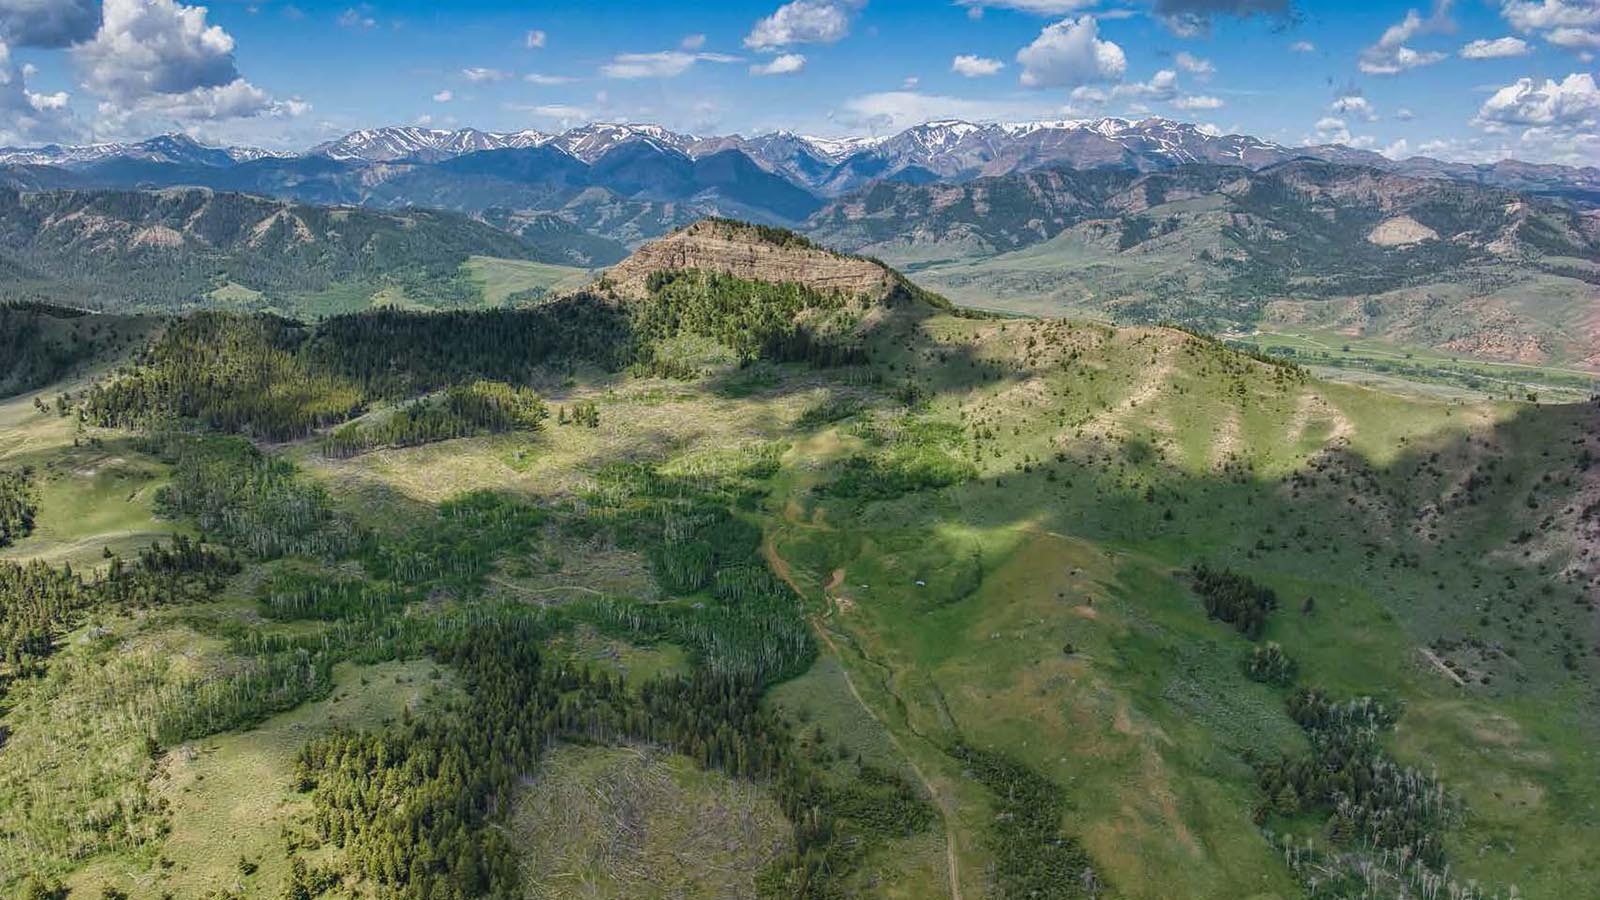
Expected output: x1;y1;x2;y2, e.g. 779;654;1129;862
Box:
811;387;1599;695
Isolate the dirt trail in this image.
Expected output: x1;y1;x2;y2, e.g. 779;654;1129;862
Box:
1418;647;1467;687
761;540;965;900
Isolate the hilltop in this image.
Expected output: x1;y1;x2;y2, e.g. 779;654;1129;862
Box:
602;219;902;302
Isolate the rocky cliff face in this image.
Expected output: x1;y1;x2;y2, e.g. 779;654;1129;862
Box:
604;219;897;301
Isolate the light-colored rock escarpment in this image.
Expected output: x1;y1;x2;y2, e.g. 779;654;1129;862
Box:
603;219;898;301
1366;215;1439;247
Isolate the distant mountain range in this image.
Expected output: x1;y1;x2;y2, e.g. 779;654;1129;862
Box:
2;119;1596;246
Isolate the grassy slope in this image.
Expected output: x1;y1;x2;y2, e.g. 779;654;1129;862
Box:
68;659;455;897
1;335;180;571
463;255;591;306
764;316;1597;898
3;304;1595;897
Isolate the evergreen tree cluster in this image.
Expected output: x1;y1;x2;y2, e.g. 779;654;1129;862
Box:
557;400;600;428
950;743;1102;898
70;424;935;899
636;270;866;370
0;467;38;547
321;381;548;458
82;299;628;441
71;268;879;443
1;534;238;695
1243;642;1298;686
1190;563;1279;640
577;455;814;684
82;313;364;441
150;433;359;560
1;304;121;398
1258;689;1456;872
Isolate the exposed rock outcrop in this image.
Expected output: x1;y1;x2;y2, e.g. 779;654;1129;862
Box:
1367;215;1439;247
603;219;899;301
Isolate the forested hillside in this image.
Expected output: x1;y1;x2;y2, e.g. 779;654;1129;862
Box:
0;189;575;315
0;302;161;398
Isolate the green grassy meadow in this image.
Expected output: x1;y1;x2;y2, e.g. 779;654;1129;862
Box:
463;256;592;306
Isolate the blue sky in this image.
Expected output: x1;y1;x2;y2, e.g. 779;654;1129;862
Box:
0;0;1595;163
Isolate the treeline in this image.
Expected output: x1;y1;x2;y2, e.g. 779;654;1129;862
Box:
1;304;121;398
321;381;548;458
0;468;37;547
577;451;814;684
73;267;881;441
150;433;358;560
98;426;934;899
82;313;364;440
81;299;628;441
0;534;238;694
202;448;922;897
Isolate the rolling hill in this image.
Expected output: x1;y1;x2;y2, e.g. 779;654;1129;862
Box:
1;222;1595;900
0;188;590;315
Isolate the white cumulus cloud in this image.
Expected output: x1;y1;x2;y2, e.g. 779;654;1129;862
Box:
602;50;742;79
72;0;292;127
1545;25;1600;48
1172;94;1223;109
1017;16;1126;89
0;38;83;144
1474;71;1600;128
1501;0;1598;32
751;53;806;75
1113;69;1178;101
952;54;1004;77
1331;94;1377;120
744;0;864;50
1174;51;1214;76
1460;36;1531;57
1359;0;1454;75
